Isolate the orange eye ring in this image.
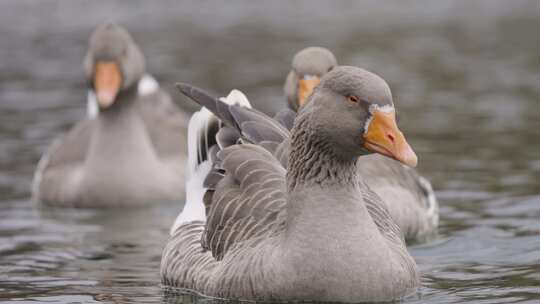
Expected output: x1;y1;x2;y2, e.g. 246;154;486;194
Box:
347;95;359;103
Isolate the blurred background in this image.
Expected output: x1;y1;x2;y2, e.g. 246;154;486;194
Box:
1;1;540;303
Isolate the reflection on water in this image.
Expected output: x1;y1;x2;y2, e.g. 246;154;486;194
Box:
1;1;540;303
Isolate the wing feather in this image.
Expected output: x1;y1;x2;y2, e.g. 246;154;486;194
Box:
177;83;290;260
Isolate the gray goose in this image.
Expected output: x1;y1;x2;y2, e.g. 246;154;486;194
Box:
283;46;438;241
161;66;420;302
32;23;187;207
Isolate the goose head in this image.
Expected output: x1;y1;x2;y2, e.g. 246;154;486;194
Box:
284;47;337;111
84;23;145;110
301;66;417;167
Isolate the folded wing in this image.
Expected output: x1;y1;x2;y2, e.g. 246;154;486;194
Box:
177;84;290;260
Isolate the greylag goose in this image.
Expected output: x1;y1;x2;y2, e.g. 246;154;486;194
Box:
32;23;187;207
161;66;420;302
283;46;438;241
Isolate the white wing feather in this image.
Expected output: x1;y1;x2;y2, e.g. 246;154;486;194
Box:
170;89;251;235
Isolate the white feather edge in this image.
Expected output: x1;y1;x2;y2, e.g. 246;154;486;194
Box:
86;74;159;118
86;91;99;119
31;144;52;202
170;89;252;235
363;103;395;134
219;89;252;108
418;175;439;228
137;74;159;96
169;160;212;235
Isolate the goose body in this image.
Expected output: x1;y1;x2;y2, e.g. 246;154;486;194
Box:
358;154;438;239
32;24;187;207
161;67;420;302
283;47;438;240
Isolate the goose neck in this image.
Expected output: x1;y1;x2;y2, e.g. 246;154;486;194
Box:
286;111;359;191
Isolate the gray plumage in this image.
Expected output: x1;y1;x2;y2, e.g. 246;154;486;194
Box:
283;47;438;241
32;23;187;207
273;108;296;130
161;67;419;302
284;47;338;111
358;155;439;240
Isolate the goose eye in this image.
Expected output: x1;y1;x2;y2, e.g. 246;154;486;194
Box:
347;95;359;103
327;66;334;72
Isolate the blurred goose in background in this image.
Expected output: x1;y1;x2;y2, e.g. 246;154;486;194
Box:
161;66;420;302
283;46;438;241
33;23;188;207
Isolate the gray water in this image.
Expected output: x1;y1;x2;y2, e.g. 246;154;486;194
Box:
1;1;540;303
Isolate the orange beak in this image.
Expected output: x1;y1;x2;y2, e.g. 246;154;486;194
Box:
362;109;418;167
297;77;320;107
93;61;122;108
